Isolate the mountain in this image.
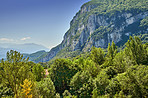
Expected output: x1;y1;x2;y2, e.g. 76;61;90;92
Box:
0;43;49;59
23;50;48;61
34;0;148;62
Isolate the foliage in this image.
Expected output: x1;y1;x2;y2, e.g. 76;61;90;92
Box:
36;78;56;98
73;57;101;78
124;36;148;65
49;59;77;95
0;83;13;97
70;71;94;98
63;90;72;98
93;69;110;95
140;16;148;28
0;36;148;97
103;41;117;67
0;50;34;97
113;51;133;73
20;79;33;98
32;64;45;81
107;41;117;60
83;59;101;78
90;47;105;65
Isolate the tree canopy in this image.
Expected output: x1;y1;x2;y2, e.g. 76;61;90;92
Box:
0;36;148;97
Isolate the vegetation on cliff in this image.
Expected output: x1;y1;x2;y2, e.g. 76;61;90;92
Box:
32;0;148;63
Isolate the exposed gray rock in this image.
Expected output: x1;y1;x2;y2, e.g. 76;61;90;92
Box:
35;1;148;62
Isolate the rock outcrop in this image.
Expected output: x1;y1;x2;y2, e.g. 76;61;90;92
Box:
35;0;148;62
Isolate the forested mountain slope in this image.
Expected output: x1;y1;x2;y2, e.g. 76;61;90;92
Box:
35;0;148;62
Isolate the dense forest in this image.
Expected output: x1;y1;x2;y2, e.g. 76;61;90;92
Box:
0;36;148;98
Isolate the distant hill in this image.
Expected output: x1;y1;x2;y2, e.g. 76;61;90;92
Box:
0;43;49;59
23;50;48;62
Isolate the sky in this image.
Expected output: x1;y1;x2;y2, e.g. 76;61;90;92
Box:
0;0;90;49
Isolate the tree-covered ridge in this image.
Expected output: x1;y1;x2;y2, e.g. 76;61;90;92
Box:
0;36;147;97
87;0;147;14
70;0;148;29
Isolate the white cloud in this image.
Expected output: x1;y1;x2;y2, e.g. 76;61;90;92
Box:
0;38;14;42
21;37;31;41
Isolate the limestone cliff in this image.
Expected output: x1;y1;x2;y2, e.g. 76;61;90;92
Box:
35;0;148;62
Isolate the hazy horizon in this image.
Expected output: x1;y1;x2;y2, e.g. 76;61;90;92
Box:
0;0;90;49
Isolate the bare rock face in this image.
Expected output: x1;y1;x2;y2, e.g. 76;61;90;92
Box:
36;0;148;62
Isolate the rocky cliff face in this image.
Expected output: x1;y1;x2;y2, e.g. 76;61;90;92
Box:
35;0;148;62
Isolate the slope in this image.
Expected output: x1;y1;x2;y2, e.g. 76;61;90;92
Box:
35;0;148;62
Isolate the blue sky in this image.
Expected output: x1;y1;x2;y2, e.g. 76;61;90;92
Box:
0;0;90;49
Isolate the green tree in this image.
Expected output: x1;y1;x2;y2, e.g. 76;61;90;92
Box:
79;58;101;78
94;73;109;96
106;78;121;97
107;41;117;60
103;41;117;67
49;59;77;95
0;50;34;97
113;51;134;73
92;88;99;98
0;83;13;97
73;57;101;78
124;36;148;65
93;67;114;96
114;91;127;98
70;71;94;98
32;64;45;82
72;57;84;72
140;16;148;29
113;65;148;98
90;47;105;65
37;78;56;98
129;65;148;97
63;90;72;98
